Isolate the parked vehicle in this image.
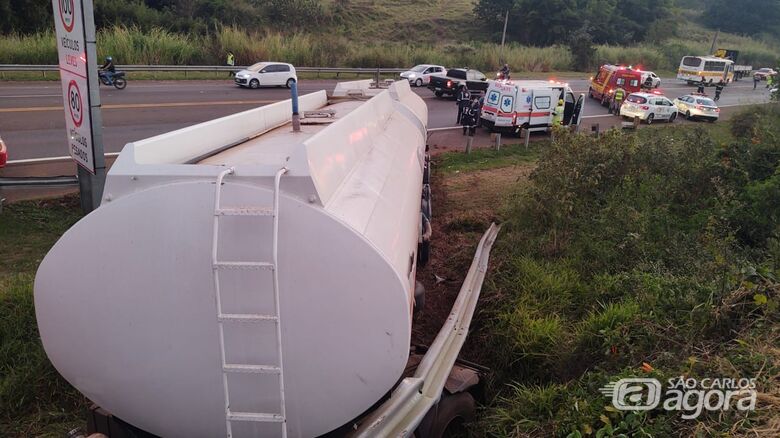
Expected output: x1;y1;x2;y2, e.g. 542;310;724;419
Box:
619;92;677;124
677;55;734;85
235;62;298;89
673;94;720;122
714;49;753;80
480;80;584;136
427;68;488;98
399;64;446;87
98;71;127;90
34;80;490;438
589;64;643;106
754;68;777;80
0;135;6;167
640;70;661;88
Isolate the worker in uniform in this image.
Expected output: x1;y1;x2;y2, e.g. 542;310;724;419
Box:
714;80;725;101
611;86;625;115
461;97;478;136
696;78;706;94
767;73;774;89
456;85;471;124
552;97;565;126
226;51;235;77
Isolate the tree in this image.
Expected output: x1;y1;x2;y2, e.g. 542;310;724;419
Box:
569;23;596;71
702;0;780;38
473;0;674;46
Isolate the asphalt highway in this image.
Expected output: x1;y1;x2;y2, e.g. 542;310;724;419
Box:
0;77;773;161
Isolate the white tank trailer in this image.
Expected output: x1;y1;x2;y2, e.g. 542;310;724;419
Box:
34;80;430;437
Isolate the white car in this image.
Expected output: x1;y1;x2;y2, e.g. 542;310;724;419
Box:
399;64;446;87
673;94;720;122
640;71;661;88
234;62;297;89
619;92;677;124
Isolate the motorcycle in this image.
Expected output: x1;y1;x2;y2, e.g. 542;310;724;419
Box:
98;70;127;90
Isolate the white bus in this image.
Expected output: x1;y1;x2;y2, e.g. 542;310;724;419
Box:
677;56;734;85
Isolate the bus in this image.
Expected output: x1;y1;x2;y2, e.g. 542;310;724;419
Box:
677;56;734;85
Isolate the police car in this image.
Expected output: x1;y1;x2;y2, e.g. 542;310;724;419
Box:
672;94;720;122
619;92;677;124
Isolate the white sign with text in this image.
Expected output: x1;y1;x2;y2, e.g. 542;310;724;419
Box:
52;0;95;173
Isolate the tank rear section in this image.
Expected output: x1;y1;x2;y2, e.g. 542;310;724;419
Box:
34;81;429;437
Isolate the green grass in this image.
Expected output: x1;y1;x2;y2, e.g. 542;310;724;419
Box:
473;106;780;437
0;197;86;437
436;142;543;174
4;23;774;74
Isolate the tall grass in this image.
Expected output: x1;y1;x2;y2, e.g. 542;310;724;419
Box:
0;25;777;72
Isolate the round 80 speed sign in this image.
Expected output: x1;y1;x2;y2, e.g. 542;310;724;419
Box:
59;0;75;32
67;80;83;127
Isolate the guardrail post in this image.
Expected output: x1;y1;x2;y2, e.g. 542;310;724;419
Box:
375;68;380;86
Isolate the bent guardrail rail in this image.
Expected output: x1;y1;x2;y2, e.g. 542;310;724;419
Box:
351;222;501;437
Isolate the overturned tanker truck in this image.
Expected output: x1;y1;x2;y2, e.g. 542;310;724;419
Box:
35;80;498;438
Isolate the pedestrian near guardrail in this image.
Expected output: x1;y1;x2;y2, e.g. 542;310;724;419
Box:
226;52;235;77
456;85;471;124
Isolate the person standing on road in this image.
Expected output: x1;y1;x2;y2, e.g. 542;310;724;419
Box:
552;95;566;126
456;85;471;124
754;73;760;89
461;97;477;136
611;87;625;115
714;80;725;101
767;74;774;89
696;78;706;94
226;51;235;77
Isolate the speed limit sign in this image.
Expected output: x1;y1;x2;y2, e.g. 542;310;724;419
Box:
59;0;75;32
67;80;83;128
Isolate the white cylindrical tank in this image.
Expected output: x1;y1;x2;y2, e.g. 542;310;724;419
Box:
35;81;428;437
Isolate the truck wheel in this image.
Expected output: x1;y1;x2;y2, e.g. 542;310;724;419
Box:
417;392;476;438
434;91;443;97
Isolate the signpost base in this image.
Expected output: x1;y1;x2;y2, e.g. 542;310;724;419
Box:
77;166;105;213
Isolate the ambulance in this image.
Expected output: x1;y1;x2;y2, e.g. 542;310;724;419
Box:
480;80;584;136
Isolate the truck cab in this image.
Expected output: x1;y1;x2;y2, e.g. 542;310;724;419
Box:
589;64;642;105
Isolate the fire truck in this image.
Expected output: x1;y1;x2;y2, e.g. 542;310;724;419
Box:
480;80;584;136
589;64;643;106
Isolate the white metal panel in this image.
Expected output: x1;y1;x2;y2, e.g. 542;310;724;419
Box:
35;181;410;437
132;91;327;165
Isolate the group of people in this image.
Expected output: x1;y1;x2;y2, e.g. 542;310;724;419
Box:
695;76;726;101
455;85;483;136
754;72;778;90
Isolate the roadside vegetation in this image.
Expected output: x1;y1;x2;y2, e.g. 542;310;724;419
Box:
0;197;86;436
1;1;778;73
458;107;780;436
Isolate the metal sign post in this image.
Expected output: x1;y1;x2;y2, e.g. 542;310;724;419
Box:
52;0;105;213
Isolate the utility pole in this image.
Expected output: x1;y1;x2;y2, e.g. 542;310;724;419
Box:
710;29;720;55
500;9;509;63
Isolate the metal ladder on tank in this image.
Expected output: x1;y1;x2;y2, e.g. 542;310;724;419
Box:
211;166;289;438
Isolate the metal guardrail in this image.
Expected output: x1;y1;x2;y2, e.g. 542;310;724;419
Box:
0;64;407;75
351;222;501;437
0;175;78;187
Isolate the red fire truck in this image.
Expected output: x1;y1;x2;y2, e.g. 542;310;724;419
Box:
589;64;643;106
